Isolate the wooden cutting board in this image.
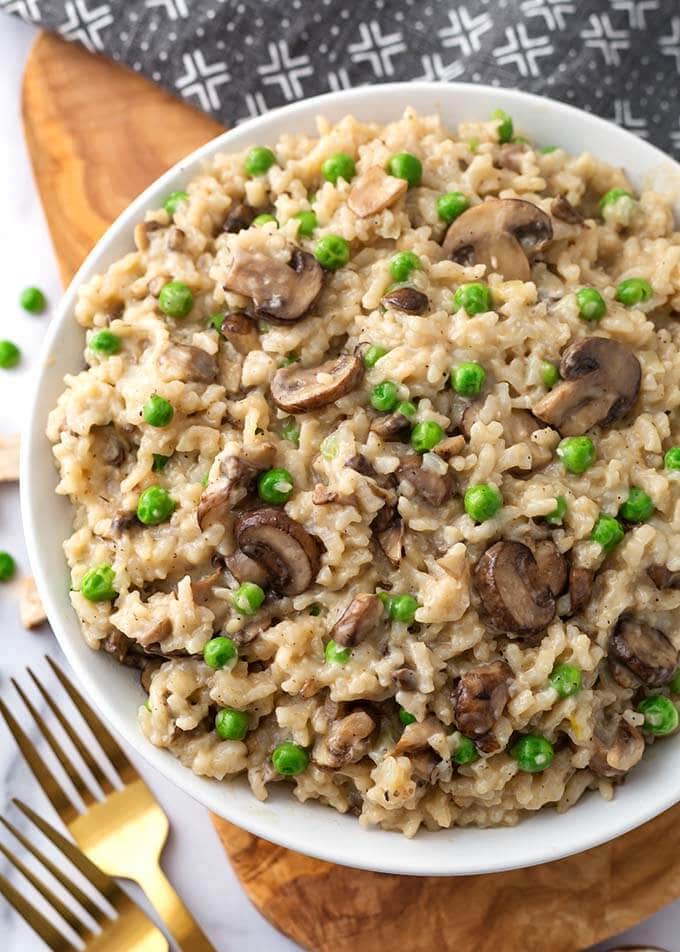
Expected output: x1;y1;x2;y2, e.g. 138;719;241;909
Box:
23;31;680;952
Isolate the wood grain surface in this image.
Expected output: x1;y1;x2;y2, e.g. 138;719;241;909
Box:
23;30;680;952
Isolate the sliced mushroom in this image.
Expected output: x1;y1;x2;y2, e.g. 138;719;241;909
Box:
110;511;140;534
376;519;405;566
531;540;568;598
590;717;645;778
345;453;376;477
218;312;260;355
224;550;270;587
102;629;136;665
505;410;554;474
496;142;527;172
442;198;553;281
140;659;163;693
647;564;680;590
381;287;429;314
550;194;584;225
347;166;409;218
330;593;383;647
370;412;412;441
393;667;418;691
235;507;323;596
92;425;131;467
148;275;168;298
452;661;512;741
398;455;452;506
608;615;677;688
392;717;443;756
320;710;376;768
561;566;593;617
474;541;556;639
532;337;641;436
190;567;225;605
167;226;185;251
197;449;274;530
270;352;363;413
159;344;218;383
312;484;343;505
223;246;323;323
434;434;466;461
222;201;255;234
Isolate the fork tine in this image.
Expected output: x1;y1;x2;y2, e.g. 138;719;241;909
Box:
14;799;125;913
0;698;77;824
0;816;106;926
0;871;76;952
11;678;97;808
27;667;115;797
0;833;91;939
46;657;138;784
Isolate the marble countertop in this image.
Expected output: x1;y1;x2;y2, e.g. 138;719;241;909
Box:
0;16;677;952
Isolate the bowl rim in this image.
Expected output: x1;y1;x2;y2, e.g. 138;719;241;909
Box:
21;80;680;877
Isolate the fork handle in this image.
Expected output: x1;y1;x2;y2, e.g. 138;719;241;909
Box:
137;861;216;952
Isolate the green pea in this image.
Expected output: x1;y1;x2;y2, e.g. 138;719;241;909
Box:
215;708;249;741
396;400;416;418
669;669;680;694
549;663;582;698
308;603;322;616
557;436;596;475
294;210;317;237
280;418;300;445
388;251;421;282
410;420;445;453
208;313;226;334
576;287;606;322
511;734;554;773
399;707;416;726
271;741;309;776
252;213;278;227
322;152;356;184
615;278;653;307
541;360;560;388
158;280;193;318
453;282;492;316
232;582;265;616
371;380;399;413
278;352;299;367
598;187;634;213
257;467;294;504
314;234;350;270
464;483;502;523
89;330;122;355
387;152;422;187
590;513;624;552
387;593;418;625
320;435;338;459
436;191;469;224
136;486;176;526
80;564;117;602
638;695;679;736
362;344;388;368
0;552;16;582
452;732;479;765
163;190;188;216
512;135;530;145
491;108;514;144
545;495;567;526
20;286;46;314
539;145;557;154
203;636;238;670
143;394;174;428
0;341;21;369
619;487;654;523
324;639;350;665
152;453;171;472
664;447;680;471
244;146;276;176
200;472;209;488
451;361;486;397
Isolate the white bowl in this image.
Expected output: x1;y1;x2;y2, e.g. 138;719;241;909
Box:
22;82;680;876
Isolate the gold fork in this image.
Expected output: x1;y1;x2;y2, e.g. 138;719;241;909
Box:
0;799;168;951
0;657;215;952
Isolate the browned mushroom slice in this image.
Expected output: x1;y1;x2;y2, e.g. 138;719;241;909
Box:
223;246;323;323
111;511;140;534
496;142;527;172
345;453;376;477
235;507;323;596
608;615;677;688
347;166;409;218
218;312;260;355
167;226;185;251
321;710;376;767
197;451;273;530
550;194;584;225
393;667;418;691
190;566;225;605
505;410;554;474
532;338;641;436
590;717;645;778
159;344;218;383
140;658;163;693
370;412;412;441
92;425;131;467
452;661;512;741
531;540;568;598
561;565;593;617
330;593;383;647
474;541;556;639
270;352;363;413
442;198;553;281
381;287;429;314
222;201;255;233
398;456;452;506
224;550;270;587
647;564;680;589
376;519;405;567
434;434;466;461
392;717;443;756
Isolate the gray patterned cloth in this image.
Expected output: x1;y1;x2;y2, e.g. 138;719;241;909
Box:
3;0;680;156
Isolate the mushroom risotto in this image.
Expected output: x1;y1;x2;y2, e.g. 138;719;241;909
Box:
47;108;680;835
